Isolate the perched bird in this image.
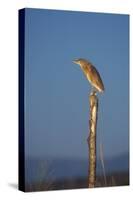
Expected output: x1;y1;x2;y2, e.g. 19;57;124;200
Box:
73;58;104;93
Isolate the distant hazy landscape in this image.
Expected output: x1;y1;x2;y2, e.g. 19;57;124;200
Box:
25;152;129;191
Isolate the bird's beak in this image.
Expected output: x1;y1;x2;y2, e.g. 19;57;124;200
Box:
73;59;79;64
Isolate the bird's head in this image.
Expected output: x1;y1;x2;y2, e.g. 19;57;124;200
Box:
73;58;90;66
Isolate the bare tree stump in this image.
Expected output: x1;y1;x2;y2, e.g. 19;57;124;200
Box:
87;91;98;188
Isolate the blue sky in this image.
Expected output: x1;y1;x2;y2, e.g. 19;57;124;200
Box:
24;8;129;160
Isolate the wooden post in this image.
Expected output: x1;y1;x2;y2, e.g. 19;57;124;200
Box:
87;91;98;188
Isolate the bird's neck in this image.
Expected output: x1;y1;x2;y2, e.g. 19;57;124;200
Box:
80;62;91;71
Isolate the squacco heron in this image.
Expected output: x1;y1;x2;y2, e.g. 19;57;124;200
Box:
73;58;104;93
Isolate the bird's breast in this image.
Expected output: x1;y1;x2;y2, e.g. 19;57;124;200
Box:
82;66;92;81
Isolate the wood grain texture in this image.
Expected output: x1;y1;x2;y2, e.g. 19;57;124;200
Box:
87;91;98;188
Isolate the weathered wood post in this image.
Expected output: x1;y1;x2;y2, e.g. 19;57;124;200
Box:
87;91;98;188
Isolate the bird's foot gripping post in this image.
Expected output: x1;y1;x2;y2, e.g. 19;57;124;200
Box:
87;91;98;188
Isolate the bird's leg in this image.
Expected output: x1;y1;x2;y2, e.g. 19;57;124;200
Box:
90;87;97;96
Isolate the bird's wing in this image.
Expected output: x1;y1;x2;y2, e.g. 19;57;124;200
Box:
90;65;105;92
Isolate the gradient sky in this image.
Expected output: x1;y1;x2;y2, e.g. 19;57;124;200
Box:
24;8;129;160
